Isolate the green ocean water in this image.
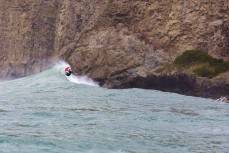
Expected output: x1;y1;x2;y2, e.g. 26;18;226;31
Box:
0;62;229;153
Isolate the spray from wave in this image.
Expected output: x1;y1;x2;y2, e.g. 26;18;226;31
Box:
53;60;99;87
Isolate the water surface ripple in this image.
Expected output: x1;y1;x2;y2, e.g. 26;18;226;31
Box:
0;69;228;153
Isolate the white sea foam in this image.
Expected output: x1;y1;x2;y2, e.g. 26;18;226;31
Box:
66;74;99;86
53;60;70;74
53;60;99;86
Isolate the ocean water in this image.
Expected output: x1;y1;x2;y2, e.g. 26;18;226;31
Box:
0;63;229;153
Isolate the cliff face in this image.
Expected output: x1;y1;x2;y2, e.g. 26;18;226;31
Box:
70;0;229;80
0;0;58;78
0;0;228;98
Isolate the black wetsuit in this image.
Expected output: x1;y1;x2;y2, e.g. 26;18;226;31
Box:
65;70;72;76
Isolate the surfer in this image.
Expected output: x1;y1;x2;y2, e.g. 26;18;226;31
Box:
65;66;73;76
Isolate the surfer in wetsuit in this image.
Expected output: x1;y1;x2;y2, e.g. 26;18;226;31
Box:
65;66;73;76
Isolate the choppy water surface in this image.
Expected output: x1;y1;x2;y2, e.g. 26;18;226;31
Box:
0;65;229;153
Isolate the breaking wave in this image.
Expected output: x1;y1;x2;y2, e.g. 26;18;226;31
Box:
53;60;99;87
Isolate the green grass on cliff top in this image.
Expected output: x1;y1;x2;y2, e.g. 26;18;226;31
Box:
174;50;229;78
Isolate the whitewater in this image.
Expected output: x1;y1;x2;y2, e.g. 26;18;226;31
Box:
0;62;229;153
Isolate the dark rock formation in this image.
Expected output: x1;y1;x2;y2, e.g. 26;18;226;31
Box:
109;73;229;99
0;0;228;99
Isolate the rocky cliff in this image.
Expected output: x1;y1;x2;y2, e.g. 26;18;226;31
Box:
0;0;58;78
0;0;228;99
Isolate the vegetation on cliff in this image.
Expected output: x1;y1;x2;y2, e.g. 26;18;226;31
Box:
174;50;229;78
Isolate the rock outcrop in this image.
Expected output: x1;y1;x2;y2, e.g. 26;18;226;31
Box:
0;0;228;98
0;0;58;78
